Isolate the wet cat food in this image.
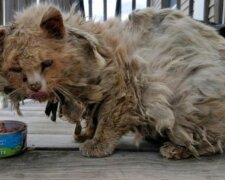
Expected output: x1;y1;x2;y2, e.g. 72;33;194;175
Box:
0;121;27;158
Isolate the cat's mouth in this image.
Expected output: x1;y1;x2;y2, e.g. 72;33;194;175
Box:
30;91;49;102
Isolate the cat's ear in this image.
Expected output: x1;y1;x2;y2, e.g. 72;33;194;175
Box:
40;7;65;39
0;28;5;54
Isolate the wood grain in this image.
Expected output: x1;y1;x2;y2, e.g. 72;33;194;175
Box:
0;150;225;180
27;134;159;152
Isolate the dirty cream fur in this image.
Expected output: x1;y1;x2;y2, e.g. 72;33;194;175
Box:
1;4;225;159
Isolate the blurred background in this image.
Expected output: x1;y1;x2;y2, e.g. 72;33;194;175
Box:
0;0;224;24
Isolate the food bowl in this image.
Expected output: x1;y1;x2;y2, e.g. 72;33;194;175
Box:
0;120;27;158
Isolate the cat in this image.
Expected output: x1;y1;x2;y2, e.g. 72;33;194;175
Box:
1;4;225;159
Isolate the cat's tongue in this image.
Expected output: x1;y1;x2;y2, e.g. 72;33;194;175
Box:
31;91;48;101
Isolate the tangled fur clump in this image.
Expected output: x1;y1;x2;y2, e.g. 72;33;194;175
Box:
1;4;225;159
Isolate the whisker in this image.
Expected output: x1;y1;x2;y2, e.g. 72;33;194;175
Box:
56;85;74;99
6;88;22;98
5;88;24;116
50;88;61;102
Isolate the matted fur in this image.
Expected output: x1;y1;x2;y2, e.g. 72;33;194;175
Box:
1;4;225;159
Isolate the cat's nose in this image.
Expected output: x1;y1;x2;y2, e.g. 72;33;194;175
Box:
28;82;42;92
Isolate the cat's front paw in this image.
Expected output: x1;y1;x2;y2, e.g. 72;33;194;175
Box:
74;127;95;143
79;139;115;158
74;133;91;143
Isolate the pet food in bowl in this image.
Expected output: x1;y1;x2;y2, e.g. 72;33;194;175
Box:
0;120;27;158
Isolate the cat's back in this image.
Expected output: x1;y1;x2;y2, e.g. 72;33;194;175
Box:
126;8;225;103
128;8;225;74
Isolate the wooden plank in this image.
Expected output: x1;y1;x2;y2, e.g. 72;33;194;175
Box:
24;122;74;135
209;0;215;7
209;6;215;18
181;0;188;6
28;134;78;149
1;100;225;179
181;9;189;16
152;0;158;9
1;101;159;151
27;134;159;151
209;5;215;22
0;117;74;135
180;0;189;15
208;0;215;23
180;0;189;11
0;118;74;135
154;0;161;9
0;101;75;134
0;150;225;180
209;16;215;23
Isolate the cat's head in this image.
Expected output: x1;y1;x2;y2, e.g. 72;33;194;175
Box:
0;4;107;103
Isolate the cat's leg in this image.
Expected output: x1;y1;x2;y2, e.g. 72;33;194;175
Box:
79;116;131;157
60;98;95;143
74;104;99;143
74;119;96;143
160;141;223;160
159;123;225;159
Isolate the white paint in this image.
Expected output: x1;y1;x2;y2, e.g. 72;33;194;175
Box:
122;0;146;20
92;0;103;21
122;0;132;20
83;0;89;19
84;0;145;21
172;4;177;9
84;1;206;22
193;0;204;21
108;1;117;19
3;0;5;25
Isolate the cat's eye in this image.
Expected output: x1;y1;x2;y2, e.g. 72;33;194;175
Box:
41;59;53;71
9;66;22;73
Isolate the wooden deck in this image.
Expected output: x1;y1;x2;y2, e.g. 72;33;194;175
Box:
1;100;225;180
